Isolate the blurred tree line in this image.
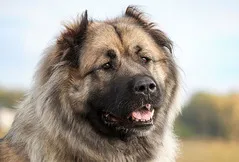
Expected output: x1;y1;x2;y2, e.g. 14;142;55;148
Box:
0;87;25;109
176;92;239;140
0;87;239;139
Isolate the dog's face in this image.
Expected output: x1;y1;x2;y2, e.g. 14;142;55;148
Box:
43;7;178;139
81;22;171;137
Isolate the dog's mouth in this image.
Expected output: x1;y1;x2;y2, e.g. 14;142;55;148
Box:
101;104;155;128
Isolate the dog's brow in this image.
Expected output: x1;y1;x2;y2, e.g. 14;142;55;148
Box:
135;45;142;55
106;50;116;59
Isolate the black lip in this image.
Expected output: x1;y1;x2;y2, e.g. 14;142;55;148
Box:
100;106;155;128
102;104;154;119
101;115;154;129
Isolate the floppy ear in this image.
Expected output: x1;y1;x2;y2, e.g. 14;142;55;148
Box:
57;10;88;67
125;6;173;54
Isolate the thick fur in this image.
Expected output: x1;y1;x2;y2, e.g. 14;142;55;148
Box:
0;6;181;162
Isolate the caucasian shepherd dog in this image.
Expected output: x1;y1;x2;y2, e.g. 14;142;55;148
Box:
0;6;181;162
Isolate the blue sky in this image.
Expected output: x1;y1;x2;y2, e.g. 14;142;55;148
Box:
0;0;239;97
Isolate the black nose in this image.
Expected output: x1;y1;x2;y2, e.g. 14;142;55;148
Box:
133;76;157;95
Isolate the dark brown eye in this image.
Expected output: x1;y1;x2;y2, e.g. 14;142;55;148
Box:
141;57;151;64
102;62;112;70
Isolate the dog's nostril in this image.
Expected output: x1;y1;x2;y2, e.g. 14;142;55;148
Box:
138;85;146;92
149;83;156;91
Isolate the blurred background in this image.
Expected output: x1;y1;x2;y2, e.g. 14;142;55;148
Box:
0;0;239;161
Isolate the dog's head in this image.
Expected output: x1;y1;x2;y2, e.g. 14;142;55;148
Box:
36;6;179;139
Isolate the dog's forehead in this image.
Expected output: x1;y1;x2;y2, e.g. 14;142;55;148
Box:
79;21;164;68
87;21;162;54
86;22;124;55
113;22;162;55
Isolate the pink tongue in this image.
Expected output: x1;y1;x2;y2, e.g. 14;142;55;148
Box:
132;110;152;121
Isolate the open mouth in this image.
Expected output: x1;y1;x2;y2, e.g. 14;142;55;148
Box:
101;104;155;127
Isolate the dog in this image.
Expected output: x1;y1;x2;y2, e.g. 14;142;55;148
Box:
0;6;181;162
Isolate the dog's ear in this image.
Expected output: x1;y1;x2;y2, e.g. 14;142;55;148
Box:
35;11;88;85
125;6;173;54
57;10;88;67
125;6;150;28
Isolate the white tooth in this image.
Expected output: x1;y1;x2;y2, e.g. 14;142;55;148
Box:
135;119;139;122
152;109;154;116
141;119;145;122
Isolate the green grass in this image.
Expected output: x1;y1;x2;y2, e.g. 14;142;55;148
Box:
178;140;239;162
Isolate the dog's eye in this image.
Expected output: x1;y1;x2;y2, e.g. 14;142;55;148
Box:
141;57;151;64
102;62;112;70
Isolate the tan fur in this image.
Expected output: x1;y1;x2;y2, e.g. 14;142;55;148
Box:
0;141;28;162
0;6;181;162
